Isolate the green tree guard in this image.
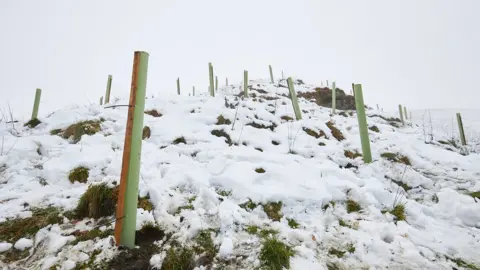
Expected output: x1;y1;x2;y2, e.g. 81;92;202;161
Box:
456;113;467;145
177;78;181;95
404;106;408;120
354;84;372;163
215;76;218;91
31;88;42;120
244;70;248;98
100;96;103;105
287;77;302;120
105;75;112;104
209;63;215;97
193;85;195;96
226;77;228;86
398;105;404;124
269;65;274;84
331;81;336;114
117;51;149;248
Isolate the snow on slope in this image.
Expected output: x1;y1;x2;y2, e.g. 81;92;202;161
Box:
1;79;480;270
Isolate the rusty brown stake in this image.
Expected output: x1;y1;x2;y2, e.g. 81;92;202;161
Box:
114;52;141;245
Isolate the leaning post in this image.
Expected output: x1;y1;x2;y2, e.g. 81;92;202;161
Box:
354;84;372;163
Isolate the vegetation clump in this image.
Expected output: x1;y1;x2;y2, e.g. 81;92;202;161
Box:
161;246;195;270
71;228;113;245
0;207;63;243
137;195;153;211
271;140;280;145
389;204;406;221
142;126;151;140
173;136;187;145
255;168;266;173
246;225;259;234
62;120;102;143
326;121;345;141
193;229;217;265
239;199;258;211
216;115;232;125
259;237;295;270
263;201;283;221
74;183;118;219
380;152;411;166
287;218;299;229
280;115;294;121
246;121;277;131
68;166;89;184
328;248;346;258
211;129;232;145
346;200;361;213
344;150;362;160
144;109;162;117
303;127;325;139
24;118;41;128
50;128;62;135
369;126;380;133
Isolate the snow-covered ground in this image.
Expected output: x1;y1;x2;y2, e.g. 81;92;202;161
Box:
1;79;479;270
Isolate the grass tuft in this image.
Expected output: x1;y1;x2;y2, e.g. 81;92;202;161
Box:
239;199;258;211
328;248;345;258
344;150;362;160
68;166;89;184
50;128;63;135
142;126;151;140
287;218;299;229
74;183;118;219
62;120;101;143
145;109;162;117
246;225;259;234
326;121;345;141
380;152;411;166
346;200;361;213
369;126;380;133
280;115;294;121
259;237;295;270
138;195;153;211
193;229;217;265
211;129;232;145
302;127;325;139
161;246;195;270
255;168;266;173
173;136;187;145
216;115;232;125
385;204;406;221
263;201;283;221
24;118;41;128
70;228;113;245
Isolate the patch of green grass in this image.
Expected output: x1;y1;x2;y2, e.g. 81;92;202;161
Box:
263;201;283;221
259;237;295;270
50;128;63;135
246;225;259;234
469;191;480;199
287;218;299;229
328;247;345;258
239;199;258;211
211;129;232;145
380;152;411;166
1;248;30;263
216;115;232;125
216;189;232;197
142;126;151;140
161;246;195;270
0;207;63;243
338;219;351;228
346;243;356;254
138;195;153;211
188;196;197;203
24;118;41;128
68;166;89;184
259;228;280;238
322;201;336;211
369;126;380;133
326;121;345;141
448;257;480;270
193;229;217;265
74;183;118;219
255;168;266;173
346;200;361;213
62;120;102;143
70;228;113;245
173;136;187;145
391;178;412;192
390;204;406;221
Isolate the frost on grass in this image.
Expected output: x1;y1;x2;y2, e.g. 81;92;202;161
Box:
68;166;89;184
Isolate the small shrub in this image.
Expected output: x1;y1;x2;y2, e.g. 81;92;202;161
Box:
239;199;257;211
211;129;232;145
24;118;41;128
142;126;151;140
326;121;345;141
62;120;102;143
344;150;362;160
369;126;380;133
255;168;266;173
161;246;195;270
68;166;89;184
280;115;294;121
346;200;361;213
287;218;299;229
380;152;411;166
216;115;231;125
144;109;162;117
263;201;283;221
0;207;63;243
74;183;118;219
259;237;294;270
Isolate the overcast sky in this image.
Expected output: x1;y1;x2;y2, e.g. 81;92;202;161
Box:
1;0;479;120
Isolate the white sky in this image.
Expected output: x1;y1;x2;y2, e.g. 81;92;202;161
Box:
1;0;479;120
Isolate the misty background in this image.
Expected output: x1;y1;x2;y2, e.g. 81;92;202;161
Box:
1;0;479;120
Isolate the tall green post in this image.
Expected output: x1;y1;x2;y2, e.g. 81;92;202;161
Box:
399;104;404;124
209;63;215;97
269;65;274;84
215;76;218;91
100;96;103;105
192;85;195;96
177;78;181;95
31;88;42;120
105;75;112;104
404;106;408;120
244;70;248;98
115;51;149;248
456;113;467;146
287;77;302;120
331;81;336;114
354;84;372;163
226;77;228;86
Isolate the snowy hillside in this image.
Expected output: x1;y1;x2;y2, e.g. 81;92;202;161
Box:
1;79;480;270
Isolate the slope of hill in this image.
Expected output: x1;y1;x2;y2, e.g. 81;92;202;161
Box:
1;79;479;270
